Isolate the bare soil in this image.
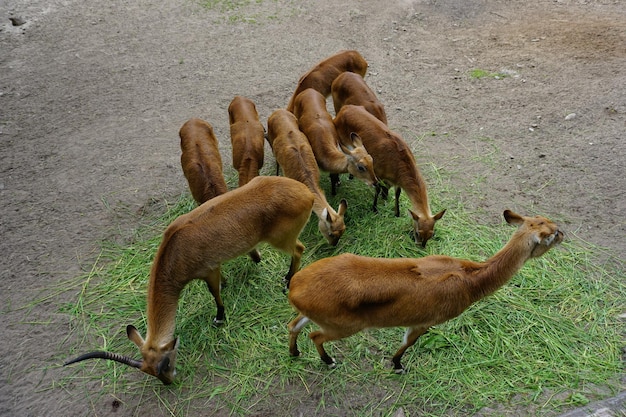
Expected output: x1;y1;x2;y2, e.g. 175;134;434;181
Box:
1;0;624;416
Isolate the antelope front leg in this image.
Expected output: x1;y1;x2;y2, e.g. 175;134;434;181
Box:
372;183;381;213
330;173;340;196
205;267;225;325
394;187;401;217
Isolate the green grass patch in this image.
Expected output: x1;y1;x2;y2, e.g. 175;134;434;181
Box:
470;68;510;80
57;169;624;416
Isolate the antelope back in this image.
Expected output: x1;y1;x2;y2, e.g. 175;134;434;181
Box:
228;96;265;187
331;71;388;124
179;118;228;204
292;88;343;168
163;175;313;266
267;109;321;188
287;50;368;112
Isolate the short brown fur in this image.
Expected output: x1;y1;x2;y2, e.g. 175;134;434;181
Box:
288;210;563;373
334;104;445;247
228;96;265;187
65;176;314;385
331;71;388;124
292;88;378;195
179;118;228;205
267;108;348;246
286;50;368;113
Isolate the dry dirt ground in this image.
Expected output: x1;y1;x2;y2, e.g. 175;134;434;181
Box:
1;0;624;416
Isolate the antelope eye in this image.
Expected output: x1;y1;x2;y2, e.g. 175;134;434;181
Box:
357;165;366;172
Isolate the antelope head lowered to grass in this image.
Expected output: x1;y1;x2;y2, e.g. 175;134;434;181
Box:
288;210;563;373
334;104;445;247
292;88;378;196
267;108;348;246
65;176;314;385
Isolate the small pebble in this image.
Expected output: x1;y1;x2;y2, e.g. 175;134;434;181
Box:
565;113;577;121
9;16;27;26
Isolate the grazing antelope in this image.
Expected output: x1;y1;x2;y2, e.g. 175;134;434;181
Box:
288;210;564;373
334;104;445;247
267;108;348;246
292;88;378;195
179;118;228;205
286;50;368;113
331;71;388;124
228;95;265;187
65;176;314;385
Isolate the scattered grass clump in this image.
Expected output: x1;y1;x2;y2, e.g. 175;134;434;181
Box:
57;167;624;415
470;68;510;80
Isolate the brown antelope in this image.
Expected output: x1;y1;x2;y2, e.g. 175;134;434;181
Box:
65;176;314;385
286;50;368;113
334;104;445;247
179;118;228;205
180;116;261;262
292;88;378;195
288;210;563;373
267;108;348;246
331;71;388;124
228;95;265;187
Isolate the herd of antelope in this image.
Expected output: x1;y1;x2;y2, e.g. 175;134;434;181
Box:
65;50;563;384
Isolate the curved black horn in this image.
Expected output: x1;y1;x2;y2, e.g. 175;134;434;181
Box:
64;351;142;369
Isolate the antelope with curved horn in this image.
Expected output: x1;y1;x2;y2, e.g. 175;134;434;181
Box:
288;210;563;373
334;104;445;247
331;71;388;124
286;50;368;113
292;88;378;195
65;176;314;384
267;108;348;246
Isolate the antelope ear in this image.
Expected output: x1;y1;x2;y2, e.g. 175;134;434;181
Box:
127;325;145;348
337;199;348;216
503;210;524;225
434;209;446;221
349;132;363;147
162;337;179;352
322;207;331;222
338;140;354;155
408;209;419;222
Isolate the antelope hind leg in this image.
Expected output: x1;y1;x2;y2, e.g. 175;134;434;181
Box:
204;267;225;325
288;314;310;357
391;326;428;374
